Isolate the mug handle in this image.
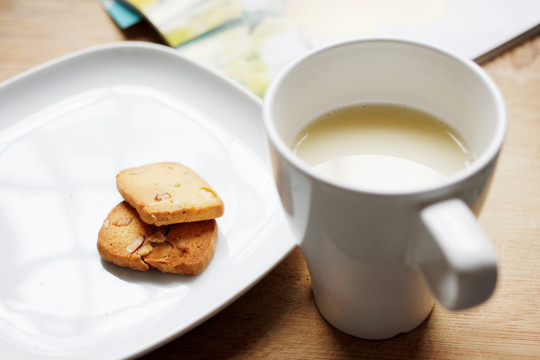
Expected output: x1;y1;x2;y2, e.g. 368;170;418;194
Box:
413;199;497;310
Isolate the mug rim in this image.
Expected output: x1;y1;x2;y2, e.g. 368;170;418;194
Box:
262;38;507;196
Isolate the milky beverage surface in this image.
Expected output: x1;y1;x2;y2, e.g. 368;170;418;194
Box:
291;104;473;191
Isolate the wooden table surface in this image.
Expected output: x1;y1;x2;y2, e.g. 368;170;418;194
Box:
1;1;539;359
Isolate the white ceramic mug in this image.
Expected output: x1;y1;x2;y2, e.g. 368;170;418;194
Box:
263;39;506;339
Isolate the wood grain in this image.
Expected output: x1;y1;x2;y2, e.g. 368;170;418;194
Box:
1;1;539;359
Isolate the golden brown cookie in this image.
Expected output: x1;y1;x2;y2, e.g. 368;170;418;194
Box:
116;162;224;226
97;202;218;275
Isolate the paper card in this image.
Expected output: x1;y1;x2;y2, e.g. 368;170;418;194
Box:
107;0;540;96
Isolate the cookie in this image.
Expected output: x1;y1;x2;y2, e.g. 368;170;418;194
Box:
116;162;224;226
97;202;218;275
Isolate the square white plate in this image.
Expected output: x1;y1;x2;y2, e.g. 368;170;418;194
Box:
0;42;296;359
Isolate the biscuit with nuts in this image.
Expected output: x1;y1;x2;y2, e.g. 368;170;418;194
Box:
116;162;224;226
98;201;218;275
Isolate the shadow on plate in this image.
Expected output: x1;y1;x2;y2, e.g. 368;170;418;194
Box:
100;258;198;287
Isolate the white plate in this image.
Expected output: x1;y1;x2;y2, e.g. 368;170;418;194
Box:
0;42;296;359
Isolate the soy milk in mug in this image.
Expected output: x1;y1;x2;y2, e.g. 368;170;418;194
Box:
292;103;473;191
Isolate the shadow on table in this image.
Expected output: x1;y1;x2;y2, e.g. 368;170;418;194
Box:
121;19;166;45
140;247;433;359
